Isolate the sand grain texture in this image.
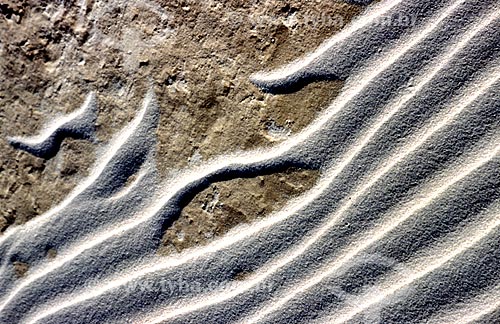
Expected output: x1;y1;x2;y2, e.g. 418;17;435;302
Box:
1;0;500;324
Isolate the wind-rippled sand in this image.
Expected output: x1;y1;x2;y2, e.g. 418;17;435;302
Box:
1;0;499;323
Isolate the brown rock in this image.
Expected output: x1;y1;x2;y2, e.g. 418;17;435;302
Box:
0;1;367;250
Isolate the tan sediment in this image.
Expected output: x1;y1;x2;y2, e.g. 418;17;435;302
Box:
0;0;364;240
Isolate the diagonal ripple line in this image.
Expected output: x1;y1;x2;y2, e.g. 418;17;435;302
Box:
108;168;149;201
123;6;500;324
461;294;500;324
0;1;401;281
249;0;402;83
113;5;500;322
0;0;443;316
246;64;500;323
0;90;153;248
0;0;403;250
144;53;500;324
13;1;479;321
6;1;496;322
330;195;500;324
425;283;500;324
0;89;161;311
246;125;500;324
0;1;497;324
0;0;402;249
312;199;500;324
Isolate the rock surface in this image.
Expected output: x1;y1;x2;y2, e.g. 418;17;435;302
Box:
0;1;364;246
160;168;320;254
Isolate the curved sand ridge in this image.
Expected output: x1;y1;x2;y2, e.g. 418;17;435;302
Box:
7;92;98;159
1;0;500;323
